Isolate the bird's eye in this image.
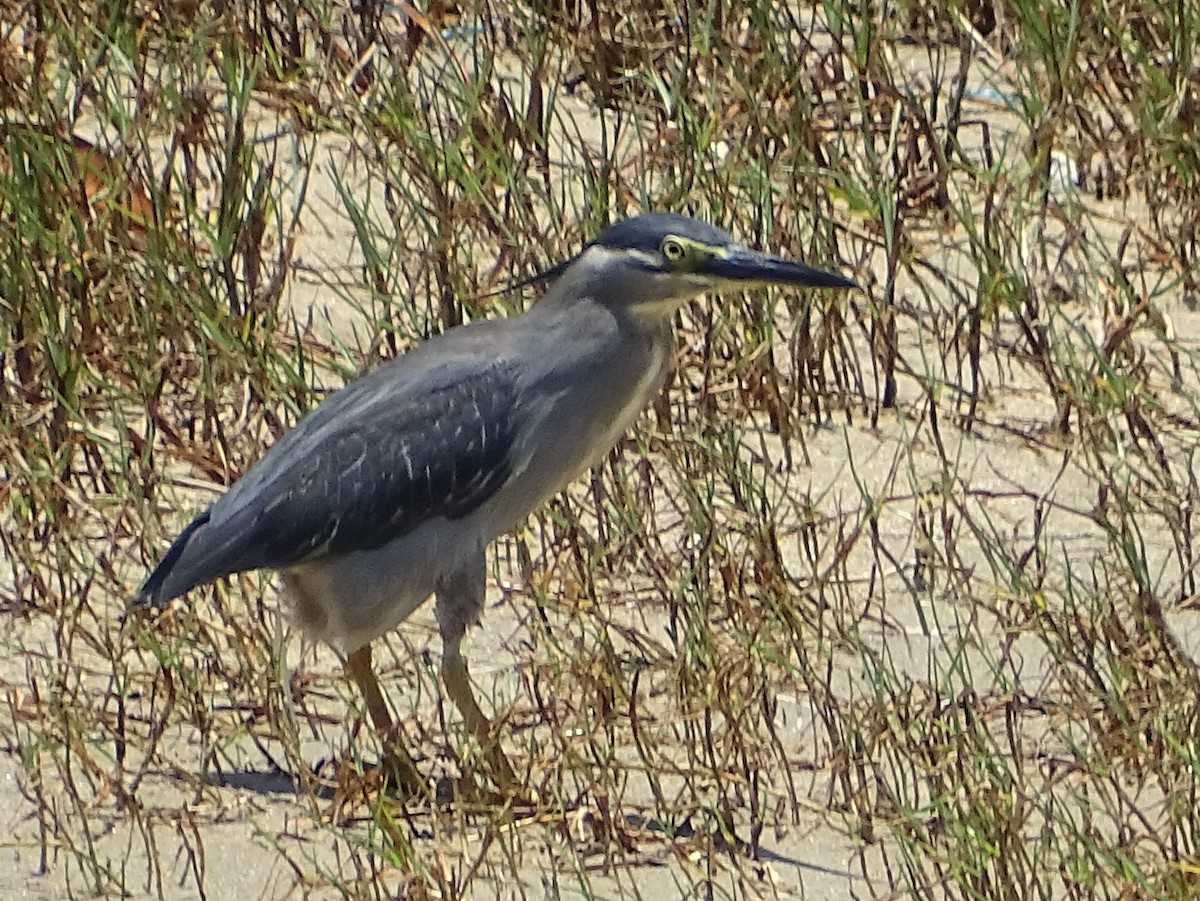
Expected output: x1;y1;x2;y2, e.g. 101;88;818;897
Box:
661;237;686;263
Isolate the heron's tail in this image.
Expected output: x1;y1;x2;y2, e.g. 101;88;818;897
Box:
132;509;212;607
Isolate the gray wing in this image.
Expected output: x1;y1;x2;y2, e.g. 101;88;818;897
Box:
135;360;521;606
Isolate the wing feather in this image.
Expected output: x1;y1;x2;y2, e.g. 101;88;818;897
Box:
136;360;520;606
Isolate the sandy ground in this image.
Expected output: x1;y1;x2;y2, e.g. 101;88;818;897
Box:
4;13;1200;901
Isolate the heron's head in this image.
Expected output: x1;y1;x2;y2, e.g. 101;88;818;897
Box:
545;212;856;321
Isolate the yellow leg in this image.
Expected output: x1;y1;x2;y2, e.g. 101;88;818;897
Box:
441;642;521;793
345;644;423;796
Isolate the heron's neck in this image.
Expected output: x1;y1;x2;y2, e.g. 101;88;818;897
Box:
533;268;682;346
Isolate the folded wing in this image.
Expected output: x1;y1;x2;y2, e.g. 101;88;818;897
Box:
135;363;520;606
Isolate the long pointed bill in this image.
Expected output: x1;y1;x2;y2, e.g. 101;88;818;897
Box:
704;247;857;290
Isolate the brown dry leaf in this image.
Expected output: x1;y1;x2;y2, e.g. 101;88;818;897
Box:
0;124;158;248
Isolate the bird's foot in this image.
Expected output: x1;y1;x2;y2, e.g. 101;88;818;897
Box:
378;749;427;800
440;771;537;809
461;746;538;807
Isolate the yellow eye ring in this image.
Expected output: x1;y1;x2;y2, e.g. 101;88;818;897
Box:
661;237;686;262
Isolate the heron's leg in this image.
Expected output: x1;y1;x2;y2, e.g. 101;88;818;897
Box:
435;553;521;794
344;644;423;795
440;638;520;791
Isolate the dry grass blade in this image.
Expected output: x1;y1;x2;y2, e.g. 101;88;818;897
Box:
3;0;1200;898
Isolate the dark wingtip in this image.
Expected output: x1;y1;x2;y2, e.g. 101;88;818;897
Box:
822;271;859;290
132;509;211;607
